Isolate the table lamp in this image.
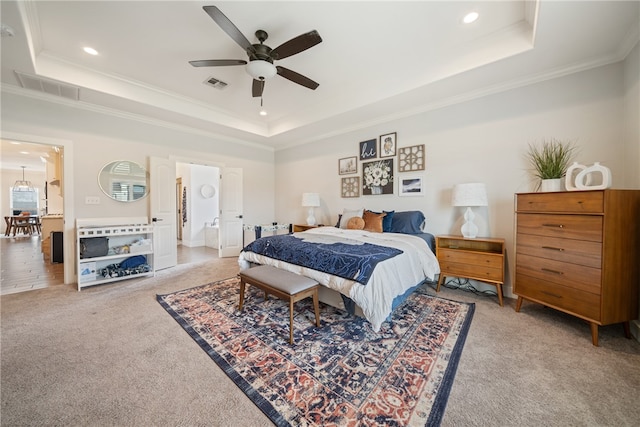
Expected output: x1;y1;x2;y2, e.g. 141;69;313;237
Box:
301;193;320;225
451;183;488;238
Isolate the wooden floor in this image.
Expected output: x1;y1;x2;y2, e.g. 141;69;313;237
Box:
0;236;218;296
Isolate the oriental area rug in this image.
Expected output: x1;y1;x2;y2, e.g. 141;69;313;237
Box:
157;277;474;427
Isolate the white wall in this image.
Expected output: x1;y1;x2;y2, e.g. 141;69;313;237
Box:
275;61;631;298
623;41;640;188
1;90;276;274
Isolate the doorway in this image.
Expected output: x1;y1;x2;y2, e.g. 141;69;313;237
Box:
175;162;220;264
1;139;66;295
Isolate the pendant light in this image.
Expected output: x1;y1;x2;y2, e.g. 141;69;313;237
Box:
13;166;34;192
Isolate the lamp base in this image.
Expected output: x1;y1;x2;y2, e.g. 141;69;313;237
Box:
460;207;479;238
306;207;316;226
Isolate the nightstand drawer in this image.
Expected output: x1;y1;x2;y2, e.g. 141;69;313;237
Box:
438;248;503;268
440;260;503;282
516;254;601;295
517;214;602;242
515;273;601;320
516;191;604;213
516;233;602;268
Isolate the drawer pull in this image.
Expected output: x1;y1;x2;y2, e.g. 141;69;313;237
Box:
541;268;564;275
541;246;564;252
541;290;562;299
542;223;564;228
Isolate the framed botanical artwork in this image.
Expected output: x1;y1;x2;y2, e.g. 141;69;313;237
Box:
399;175;424;196
398;144;425;172
362;159;394;196
379;132;397;158
341;177;360;198
338;156;357;175
359;139;377;160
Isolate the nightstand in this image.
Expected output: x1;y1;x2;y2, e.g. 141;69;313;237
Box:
435;235;506;306
293;224;319;232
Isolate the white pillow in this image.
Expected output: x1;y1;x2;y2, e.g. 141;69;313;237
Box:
339;208;364;229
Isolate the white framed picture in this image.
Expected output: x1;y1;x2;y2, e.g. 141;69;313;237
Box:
399;175;424;196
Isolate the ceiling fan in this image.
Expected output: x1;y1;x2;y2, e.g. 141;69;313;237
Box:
190;6;322;98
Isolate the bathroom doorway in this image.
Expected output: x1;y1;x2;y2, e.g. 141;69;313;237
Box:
175;162;220;263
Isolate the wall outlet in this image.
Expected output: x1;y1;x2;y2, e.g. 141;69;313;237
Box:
85;196;100;205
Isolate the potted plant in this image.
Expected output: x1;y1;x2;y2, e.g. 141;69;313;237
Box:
526;138;576;191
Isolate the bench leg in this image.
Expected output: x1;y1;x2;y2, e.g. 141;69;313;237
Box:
238;280;246;310
312;289;320;327
289;298;295;345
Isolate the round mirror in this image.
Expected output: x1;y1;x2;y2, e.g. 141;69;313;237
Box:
98;160;149;202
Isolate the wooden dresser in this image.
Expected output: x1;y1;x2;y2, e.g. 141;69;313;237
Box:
514;190;640;346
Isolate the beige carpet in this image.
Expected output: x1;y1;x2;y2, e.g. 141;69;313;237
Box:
2;256;639;426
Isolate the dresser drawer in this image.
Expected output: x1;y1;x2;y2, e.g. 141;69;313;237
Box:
515;273;601;320
516;253;601;295
517;191;604;213
516;233;602;268
517;214;602;242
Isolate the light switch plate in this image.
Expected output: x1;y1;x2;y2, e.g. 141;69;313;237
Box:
85;196;100;205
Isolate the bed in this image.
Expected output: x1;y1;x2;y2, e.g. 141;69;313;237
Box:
238;210;440;332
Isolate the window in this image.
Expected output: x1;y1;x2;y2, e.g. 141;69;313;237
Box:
10;188;39;215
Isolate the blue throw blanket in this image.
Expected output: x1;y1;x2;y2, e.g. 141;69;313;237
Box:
242;234;403;285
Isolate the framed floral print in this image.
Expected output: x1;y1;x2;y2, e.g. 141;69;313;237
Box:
341;177;360;198
338;156;357;175
399;175;424;196
379;132;397;158
398;144;425;172
362;159;394;195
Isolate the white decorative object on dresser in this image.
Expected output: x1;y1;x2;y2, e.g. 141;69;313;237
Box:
514;190;640;346
76;217;154;290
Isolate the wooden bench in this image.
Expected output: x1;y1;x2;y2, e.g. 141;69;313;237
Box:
239;265;321;344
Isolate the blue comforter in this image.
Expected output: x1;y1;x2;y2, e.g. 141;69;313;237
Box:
242;234;403;285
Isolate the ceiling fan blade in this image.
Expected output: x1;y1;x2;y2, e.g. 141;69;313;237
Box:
252;79;265;98
189;59;247;67
276;66;319;90
270;30;322;60
203;6;256;55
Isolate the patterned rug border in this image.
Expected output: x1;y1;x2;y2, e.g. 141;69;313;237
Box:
157;277;475;427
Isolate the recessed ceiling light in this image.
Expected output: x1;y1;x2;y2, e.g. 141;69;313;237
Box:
259;110;267;116
463;12;479;24
83;47;99;55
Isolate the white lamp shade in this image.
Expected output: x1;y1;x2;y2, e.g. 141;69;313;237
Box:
246;60;277;80
451;183;488;207
301;192;320;207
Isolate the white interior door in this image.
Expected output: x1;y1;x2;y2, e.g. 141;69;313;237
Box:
150;157;177;270
219;167;243;258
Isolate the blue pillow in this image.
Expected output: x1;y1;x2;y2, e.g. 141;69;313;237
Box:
389;211;425;234
368;210;395;232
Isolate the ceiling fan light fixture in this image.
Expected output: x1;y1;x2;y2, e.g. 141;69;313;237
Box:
246;60;277;80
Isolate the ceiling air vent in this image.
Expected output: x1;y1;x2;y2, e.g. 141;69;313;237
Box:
14;71;80;101
204;76;228;90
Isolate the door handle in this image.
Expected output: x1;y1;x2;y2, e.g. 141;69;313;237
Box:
152;218;163;222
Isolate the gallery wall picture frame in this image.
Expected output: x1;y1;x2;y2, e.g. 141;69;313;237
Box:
341;177;360;198
379;132;397;158
399;175;424;197
338;156;357;175
398;144;425;172
359;139;377;160
362;159;394;196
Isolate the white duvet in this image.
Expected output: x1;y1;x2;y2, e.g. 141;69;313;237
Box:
238;227;440;332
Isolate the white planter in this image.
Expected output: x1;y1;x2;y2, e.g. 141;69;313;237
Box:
540;178;563;192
